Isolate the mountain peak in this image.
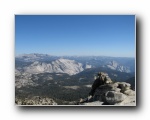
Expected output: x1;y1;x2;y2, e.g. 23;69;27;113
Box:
23;59;84;75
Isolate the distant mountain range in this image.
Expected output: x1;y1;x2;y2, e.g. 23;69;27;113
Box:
16;53;135;75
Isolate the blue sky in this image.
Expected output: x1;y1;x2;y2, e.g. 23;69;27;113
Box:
15;15;135;57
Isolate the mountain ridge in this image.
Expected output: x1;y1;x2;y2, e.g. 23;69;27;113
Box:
16;53;135;74
22;58;84;75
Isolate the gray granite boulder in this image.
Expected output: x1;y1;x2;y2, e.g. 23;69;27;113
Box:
105;91;127;104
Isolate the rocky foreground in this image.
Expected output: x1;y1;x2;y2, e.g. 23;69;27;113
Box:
15;81;135;106
79;82;135;106
15;96;57;105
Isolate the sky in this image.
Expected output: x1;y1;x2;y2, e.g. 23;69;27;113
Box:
15;15;135;57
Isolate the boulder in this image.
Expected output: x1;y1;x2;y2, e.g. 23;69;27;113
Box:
123;89;135;96
115;96;135;106
78;73;136;106
105;91;127;105
118;82;131;92
94;83;119;95
94;83;122;101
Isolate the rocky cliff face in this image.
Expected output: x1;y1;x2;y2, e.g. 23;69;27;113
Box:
23;58;84;75
106;61;131;73
79;82;135;106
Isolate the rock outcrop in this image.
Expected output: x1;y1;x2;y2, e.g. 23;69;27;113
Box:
15;96;57;105
80;82;135;106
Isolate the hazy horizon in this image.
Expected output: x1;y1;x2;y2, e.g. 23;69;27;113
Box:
15;52;135;58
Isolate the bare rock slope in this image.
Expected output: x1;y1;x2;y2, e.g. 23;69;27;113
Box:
24;58;84;75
